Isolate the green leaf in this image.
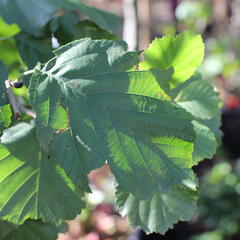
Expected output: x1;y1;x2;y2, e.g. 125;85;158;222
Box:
29;39;196;199
0;0;121;37
115;175;199;234
174;76;222;136
139;31;204;87
2;220;66;240
173;76;222;164
174;77;221;121
14;32;54;69
0;122;84;225
192;121;218;164
52;13;118;45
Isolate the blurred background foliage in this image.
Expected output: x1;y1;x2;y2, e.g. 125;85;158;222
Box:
1;0;240;239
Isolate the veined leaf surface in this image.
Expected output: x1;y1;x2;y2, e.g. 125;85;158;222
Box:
174;76;222;164
139;31;204;87
29;39;196;199
0;123;84;225
115;175;198;234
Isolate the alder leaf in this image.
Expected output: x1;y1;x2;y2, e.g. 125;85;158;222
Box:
139;31;204;87
29;39;196;199
0;122;84;225
0;0;121;37
115;174;198;234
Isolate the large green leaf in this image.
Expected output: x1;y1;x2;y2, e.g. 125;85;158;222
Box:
115;175;198;234
139;31;204;87
0;122;84;225
29;39;196;199
14;32;54;69
0;0;121;37
2;220;66;240
173;76;222;164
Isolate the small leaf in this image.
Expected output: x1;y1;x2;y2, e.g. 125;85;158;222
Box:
174;76;221;120
0;123;84;225
174;76;222;163
139;31;204;87
115;175;199;234
174;76;222;140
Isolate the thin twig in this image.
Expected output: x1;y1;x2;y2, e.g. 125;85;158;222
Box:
17;104;36;119
18;69;35;81
5;80;21;120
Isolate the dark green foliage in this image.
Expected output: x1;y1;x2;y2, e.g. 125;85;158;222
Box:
0;0;222;236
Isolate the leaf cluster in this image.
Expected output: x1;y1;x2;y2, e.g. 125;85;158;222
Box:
0;0;222;237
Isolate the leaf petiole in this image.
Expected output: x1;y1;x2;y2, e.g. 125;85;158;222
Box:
18;69;35;81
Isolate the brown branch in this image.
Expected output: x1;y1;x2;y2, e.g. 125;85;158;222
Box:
5;80;21;120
